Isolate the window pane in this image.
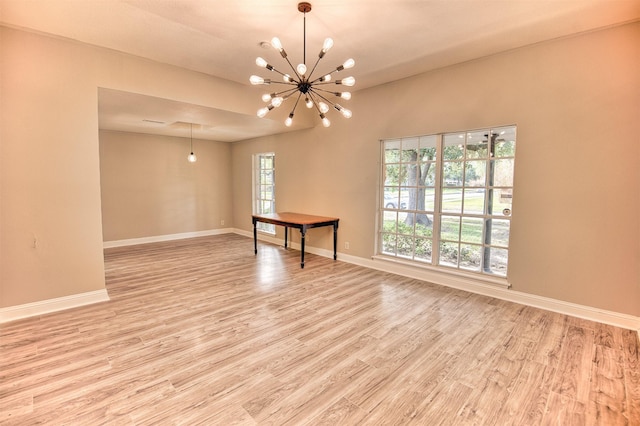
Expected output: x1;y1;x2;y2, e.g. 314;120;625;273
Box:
423;162;436;186
261;200;273;213
485;247;508;276
466;131;488;159
384;165;400;186
415;217;433;237
440;215;460;241
459;244;482;271
442;188;462;213
399;214;415;235
261;171;273;184
489;219;510;247
463;189;485;214
422;188;435;211
415;237;432;263
439;241;459;267
492;158;515;187
443;134;465;160
381;233;397;255
490;189;513;216
402;137;420;162
420;135;438;150
493;126;517;158
460;217;484;244
383;210;398;233
397;234;413;258
465;161;486;187
383;190;401;209
384;140;401;163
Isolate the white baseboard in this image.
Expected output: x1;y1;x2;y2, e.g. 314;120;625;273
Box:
103;228;233;248
239;228;640;335
0;289;110;324
362;255;640;333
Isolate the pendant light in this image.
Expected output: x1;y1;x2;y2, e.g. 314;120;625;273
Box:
187;123;197;163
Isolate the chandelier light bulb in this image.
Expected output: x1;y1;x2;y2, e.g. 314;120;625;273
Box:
256;57;268;68
322;38;334;53
257;106;270;118
338;76;356;86
187;152;197;163
321;74;331;82
335;104;352;118
250;75;265;85
342;58;355;69
271;97;284;107
296;63;307;76
319;102;329;113
337;91;351;100
285;113;294;127
271;37;283;51
283;74;292;83
305;97;313;108
261;93;273;102
321;114;331;127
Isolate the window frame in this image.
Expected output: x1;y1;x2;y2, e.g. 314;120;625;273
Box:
377;126;516;282
253;152;276;234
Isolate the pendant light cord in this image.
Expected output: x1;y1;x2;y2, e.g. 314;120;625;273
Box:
303;11;306;66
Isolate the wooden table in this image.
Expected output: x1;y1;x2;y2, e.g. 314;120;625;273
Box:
252;212;339;268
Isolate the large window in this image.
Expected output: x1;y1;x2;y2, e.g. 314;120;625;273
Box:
379;126;516;278
254;152;276;233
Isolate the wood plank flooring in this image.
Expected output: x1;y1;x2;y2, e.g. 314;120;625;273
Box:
1;233;639;425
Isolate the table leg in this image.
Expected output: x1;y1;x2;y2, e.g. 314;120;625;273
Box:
300;229;305;268
253;220;257;254
333;223;337;260
284;226;288;249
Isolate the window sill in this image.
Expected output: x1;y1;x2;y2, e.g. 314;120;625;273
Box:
371;254;511;289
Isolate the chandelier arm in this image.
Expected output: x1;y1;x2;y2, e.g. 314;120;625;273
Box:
290;91;303;114
267;65;301;81
312;81;344;86
306;91;326;115
309;89;337;108
275;87;301;98
262;81;300;87
282;56;304;81
310;86;342;96
306;55;323;81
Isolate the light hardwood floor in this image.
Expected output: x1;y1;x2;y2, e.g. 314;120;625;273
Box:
2;234;639;425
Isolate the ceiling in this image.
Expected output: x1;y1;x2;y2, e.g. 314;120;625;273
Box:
2;0;639;142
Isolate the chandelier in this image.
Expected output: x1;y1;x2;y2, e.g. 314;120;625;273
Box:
249;2;355;128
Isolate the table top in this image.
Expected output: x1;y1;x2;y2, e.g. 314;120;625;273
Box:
252;212;339;225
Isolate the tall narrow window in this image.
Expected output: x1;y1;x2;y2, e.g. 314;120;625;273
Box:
254;152;276;233
379;126;516;278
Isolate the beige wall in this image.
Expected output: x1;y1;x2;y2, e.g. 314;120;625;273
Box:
1;23;638;318
0;26;255;308
99;130;232;241
232;23;640;316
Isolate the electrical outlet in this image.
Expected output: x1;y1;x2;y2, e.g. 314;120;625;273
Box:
344;242;350;250
220;220;225;226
